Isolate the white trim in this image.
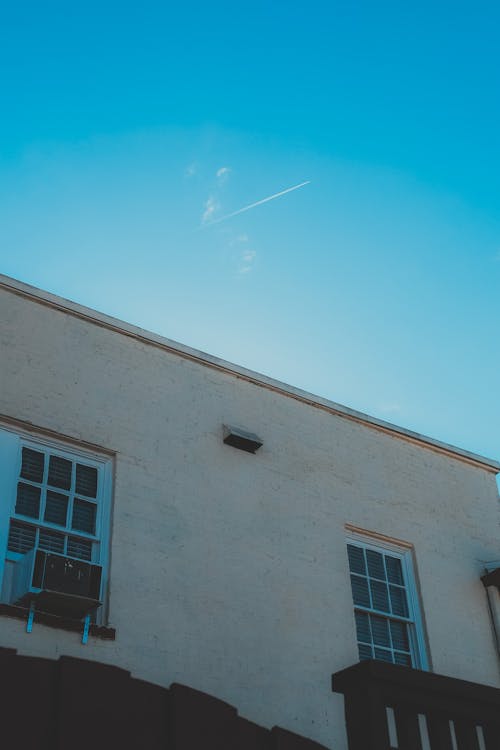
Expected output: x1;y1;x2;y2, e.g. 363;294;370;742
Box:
0;418;115;460
1;272;498;473
346;525;414;552
346;531;429;670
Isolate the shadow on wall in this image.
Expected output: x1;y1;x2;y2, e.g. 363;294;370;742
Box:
0;648;330;750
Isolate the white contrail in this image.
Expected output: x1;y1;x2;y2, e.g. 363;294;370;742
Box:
203;180;311;226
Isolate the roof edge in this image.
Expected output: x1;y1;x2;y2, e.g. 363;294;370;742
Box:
2;273;499;474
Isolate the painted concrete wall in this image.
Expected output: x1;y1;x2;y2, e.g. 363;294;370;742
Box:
0;282;499;749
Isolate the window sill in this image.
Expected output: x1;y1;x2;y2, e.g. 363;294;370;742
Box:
0;603;116;640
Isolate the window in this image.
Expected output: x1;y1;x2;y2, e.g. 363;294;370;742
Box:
0;425;112;619
346;535;427;669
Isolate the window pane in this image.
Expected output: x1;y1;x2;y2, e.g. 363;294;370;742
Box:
15;482;41;518
390;585;409;617
44;491;68;526
386;556;404;585
21;447;44;483
76;464;98;498
8;520;36;553
48;455;72;490
390;620;409;651
68;536;92;561
370;615;391;647
72;499;96;534
370;579;390;612
351;574;371;607
374;648;393;662
39;529;65;554
366;550;386;580
394;652;412;666
355;611;371;643
358;643;373;661
347;544;366;575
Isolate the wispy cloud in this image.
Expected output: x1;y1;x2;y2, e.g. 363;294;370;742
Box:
228;233;249;246
203;180;310;226
185;162;197;178
216;166;231;184
202;195;219;224
238;249;256;275
242;249;256;263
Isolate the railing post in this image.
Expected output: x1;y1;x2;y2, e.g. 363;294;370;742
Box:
392;706;421;750
425;713;454;750
333;667;392;750
482;722;500;749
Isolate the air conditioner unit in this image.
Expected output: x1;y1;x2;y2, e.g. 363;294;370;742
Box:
11;548;102;619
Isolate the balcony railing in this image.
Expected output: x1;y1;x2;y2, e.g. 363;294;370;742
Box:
332;660;500;750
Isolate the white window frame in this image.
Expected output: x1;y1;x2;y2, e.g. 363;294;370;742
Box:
0;423;113;623
346;530;428;670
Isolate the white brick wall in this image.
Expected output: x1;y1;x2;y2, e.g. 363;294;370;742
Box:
0;280;499;749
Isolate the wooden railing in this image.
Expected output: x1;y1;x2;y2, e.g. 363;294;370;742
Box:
332;660;500;750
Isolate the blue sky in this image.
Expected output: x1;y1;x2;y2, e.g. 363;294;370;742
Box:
1;1;499;462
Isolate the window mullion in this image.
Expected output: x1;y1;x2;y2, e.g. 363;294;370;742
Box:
382;552;397;620
67;464;76;538
353;604;412;624
39;486;47;525
42;449;49;485
362;547;374;610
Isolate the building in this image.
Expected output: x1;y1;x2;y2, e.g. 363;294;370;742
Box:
0;273;499;749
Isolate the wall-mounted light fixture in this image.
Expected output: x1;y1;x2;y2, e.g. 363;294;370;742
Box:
481;562;500;658
481;566;500;590
223;425;263;454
